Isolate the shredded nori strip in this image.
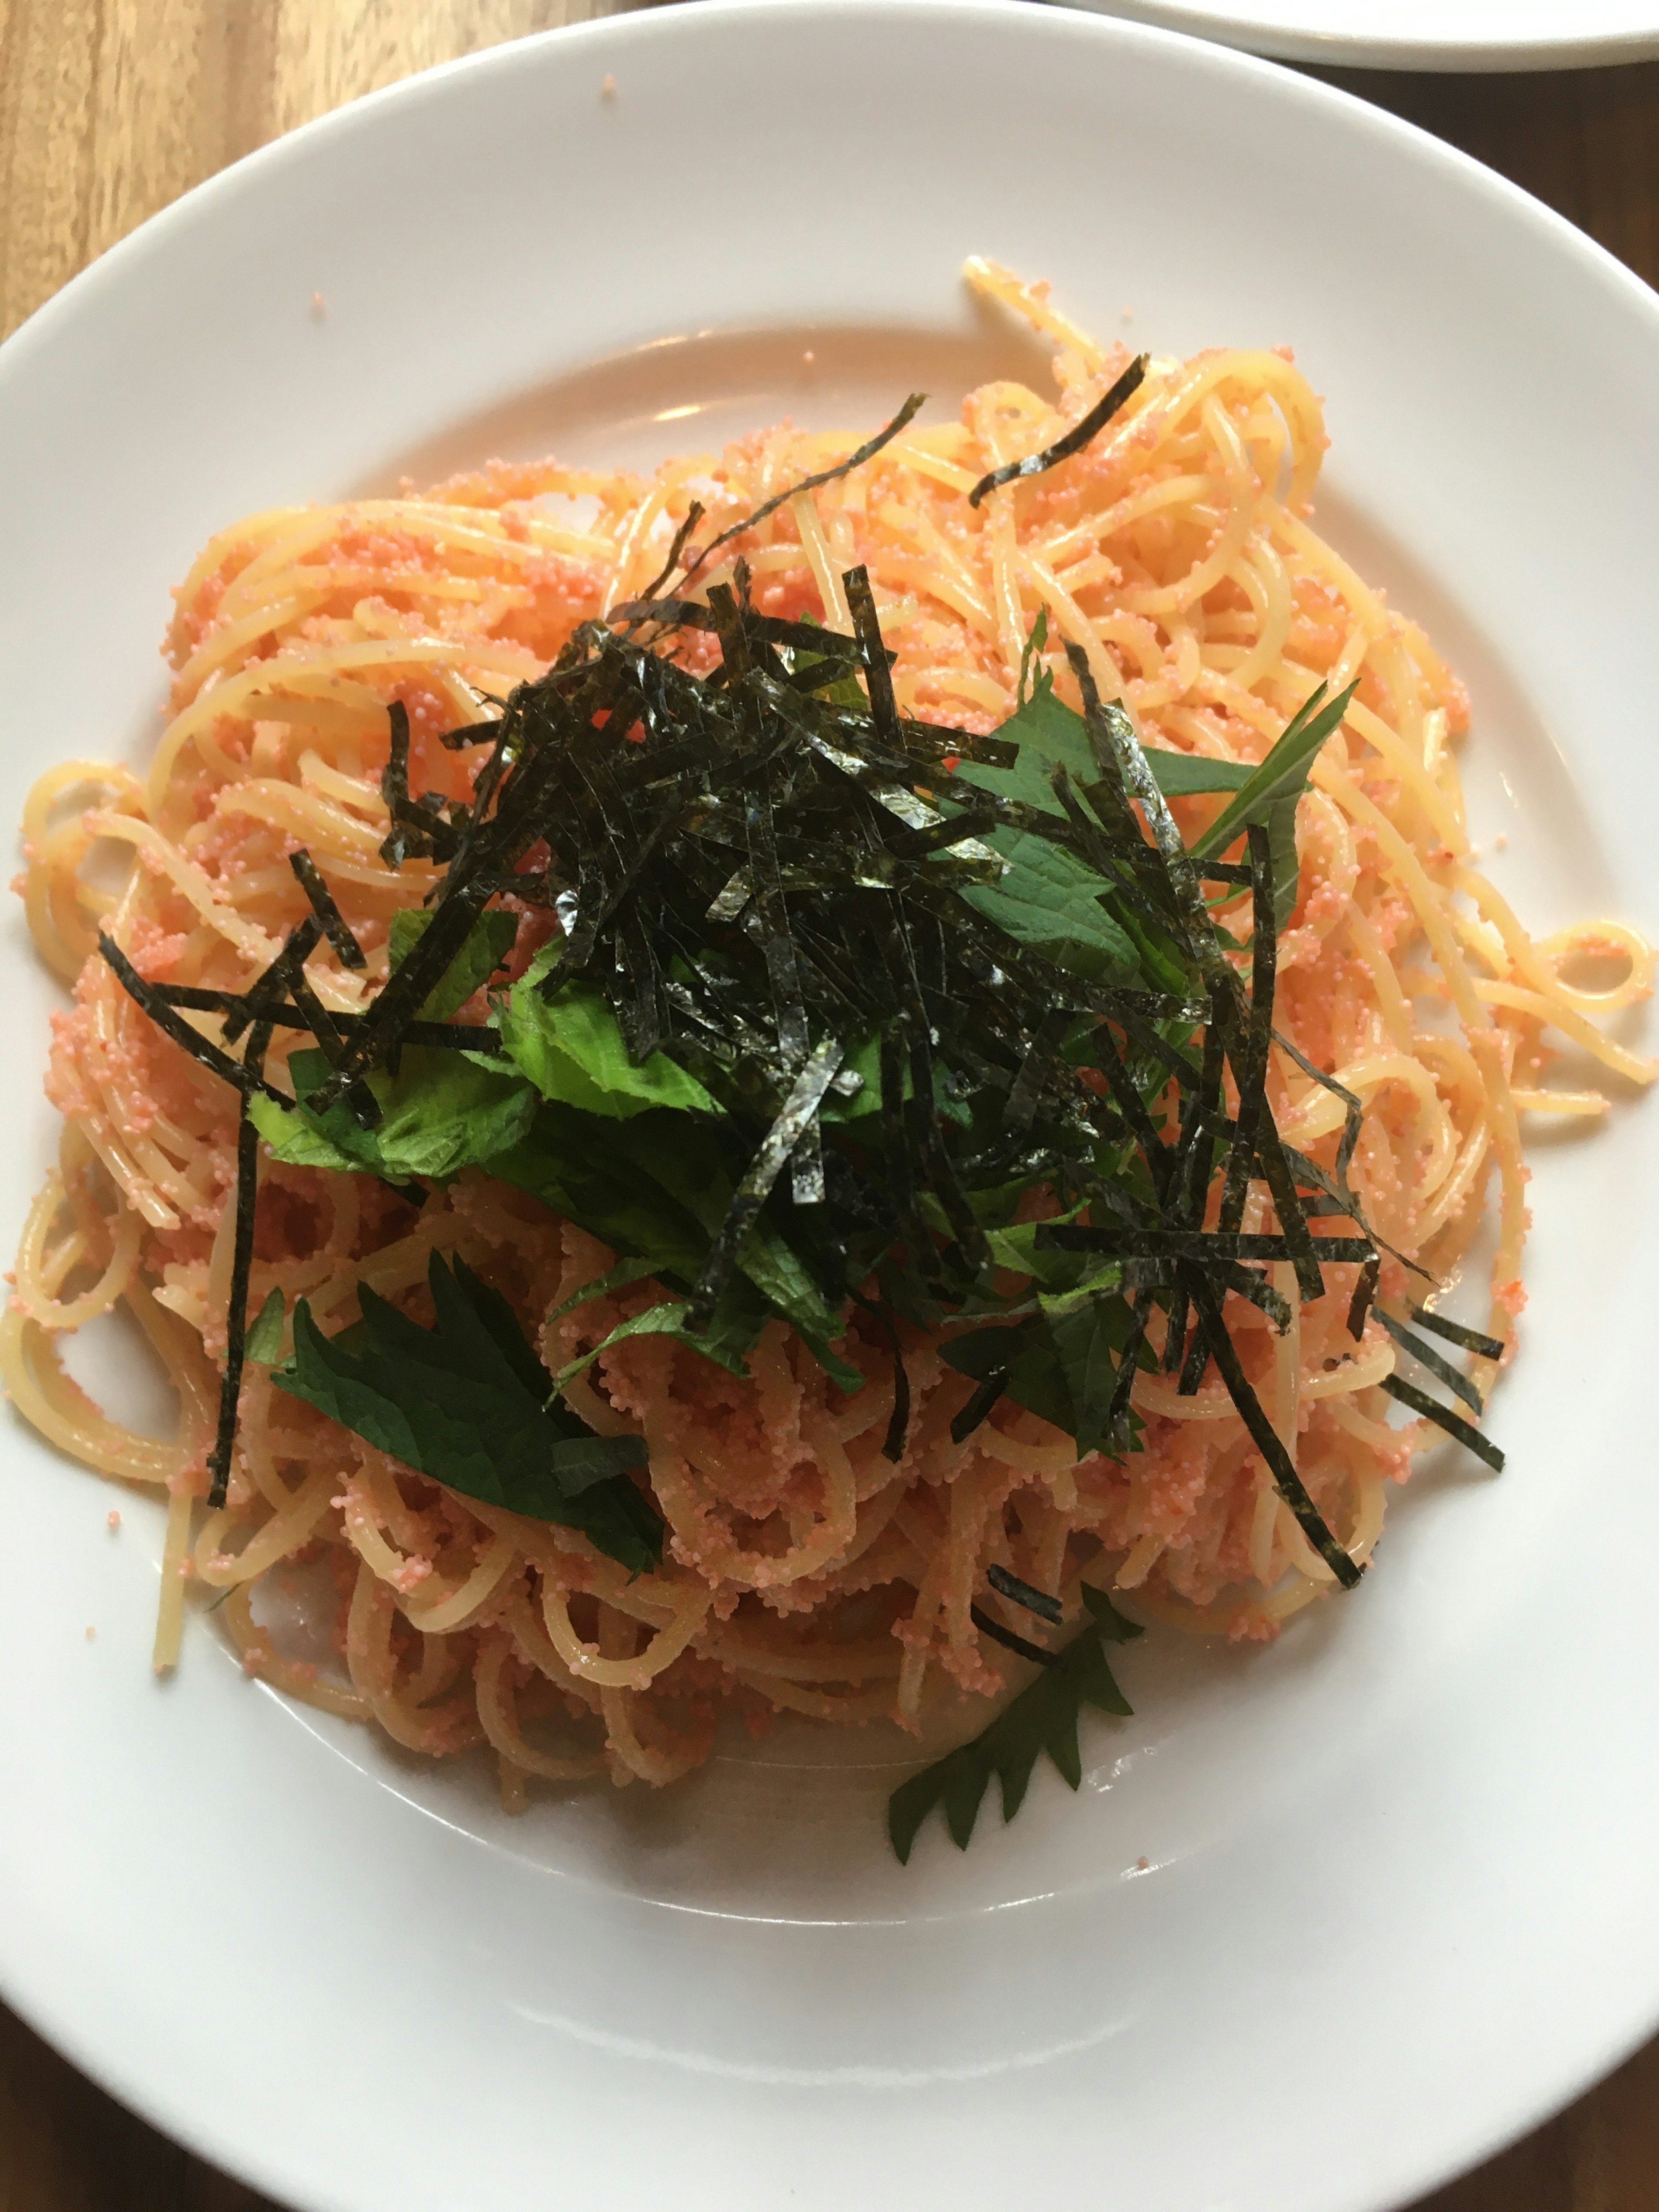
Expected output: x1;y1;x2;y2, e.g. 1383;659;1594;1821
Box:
849;1288;910;1463
1379;1374;1506;1472
967;355;1148;508
377;700;422;868
1234;826;1324;1302
289;849;366;969
684;394;926;584
139;989;507;1056
950;1367;1009;1444
1105;1289;1154;1446
1272;1027;1361;1186
1185;1274;1362;1589
627;500;705;614
686;1038;845;1330
969;1602;1058;1669
1375;1309;1484;1417
96;933;286;1105
1347;1253;1381;1342
1162;992;1227;1373
206;1019;273;1510
1408;1305;1506;1363
221;918;318;1046
1034;1225;1373;1264
985;1564;1065;1625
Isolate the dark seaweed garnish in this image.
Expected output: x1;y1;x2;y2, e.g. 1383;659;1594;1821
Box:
1347;1252;1380;1341
674;394;926;589
1379;1374;1506;1472
205;1018;272;1510
1375;1308;1483;1417
848;1286;910;1462
949;1366;1009;1444
967;356;1148;508
1408;1305;1505;1363
985;1563;1064;1624
1186;1273;1362;1588
969;1602;1058;1668
289;849;366;970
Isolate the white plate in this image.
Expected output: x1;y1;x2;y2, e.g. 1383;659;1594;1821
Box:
1058;0;1659;69
2;6;1657;2209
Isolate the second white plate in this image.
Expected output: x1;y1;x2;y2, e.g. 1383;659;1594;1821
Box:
1058;0;1659;69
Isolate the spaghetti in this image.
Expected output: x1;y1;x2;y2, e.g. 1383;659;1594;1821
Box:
8;260;1654;1806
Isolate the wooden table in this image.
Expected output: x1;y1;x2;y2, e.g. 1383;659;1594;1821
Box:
1;4;1656;2205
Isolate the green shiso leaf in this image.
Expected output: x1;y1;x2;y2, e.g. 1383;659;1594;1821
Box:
1192;680;1357;929
487;1104;859;1386
388;906;519;1021
498;961;720;1119
550;1296;755;1389
271;1251;663;1571
948;668;1251;974
960;825;1140;981
243;1287;286;1365
954;662;1253;818
251;1046;537;1182
887;1583;1142;1862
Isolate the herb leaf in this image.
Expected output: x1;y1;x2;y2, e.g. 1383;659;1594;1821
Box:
949;672;1250;973
272;1251;662;1570
550;1296;754;1389
244;1288;286;1364
1192;682;1357;927
388;907;519;1021
887;1584;1141;1861
497;966;719;1119
960;826;1140;981
955;667;1253;817
251;1047;537;1182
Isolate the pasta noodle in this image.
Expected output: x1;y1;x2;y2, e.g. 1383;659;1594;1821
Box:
10;260;1654;1801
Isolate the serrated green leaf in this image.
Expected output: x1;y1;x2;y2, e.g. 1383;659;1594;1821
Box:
886;1583;1142;1862
960;830;1140;981
270;1251;662;1571
247;1090;364;1176
499;965;719;1120
939;1316;1079;1443
956;668;1252;817
545;1259;666;1326
1144;749;1255;799
1043;1703;1084;1791
489;1104;712;1285
244;1287;286;1364
253;1046;537;1184
1042;1297;1116;1459
952;675;1098;820
944;674;1141;980
487;1103;854;1385
389;906;519;1021
944;1750;993;1849
551;1295;754;1390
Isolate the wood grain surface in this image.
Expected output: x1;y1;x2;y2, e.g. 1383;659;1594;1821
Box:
1;4;1656;2206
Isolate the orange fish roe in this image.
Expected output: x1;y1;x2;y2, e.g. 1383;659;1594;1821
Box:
9;264;1654;1805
